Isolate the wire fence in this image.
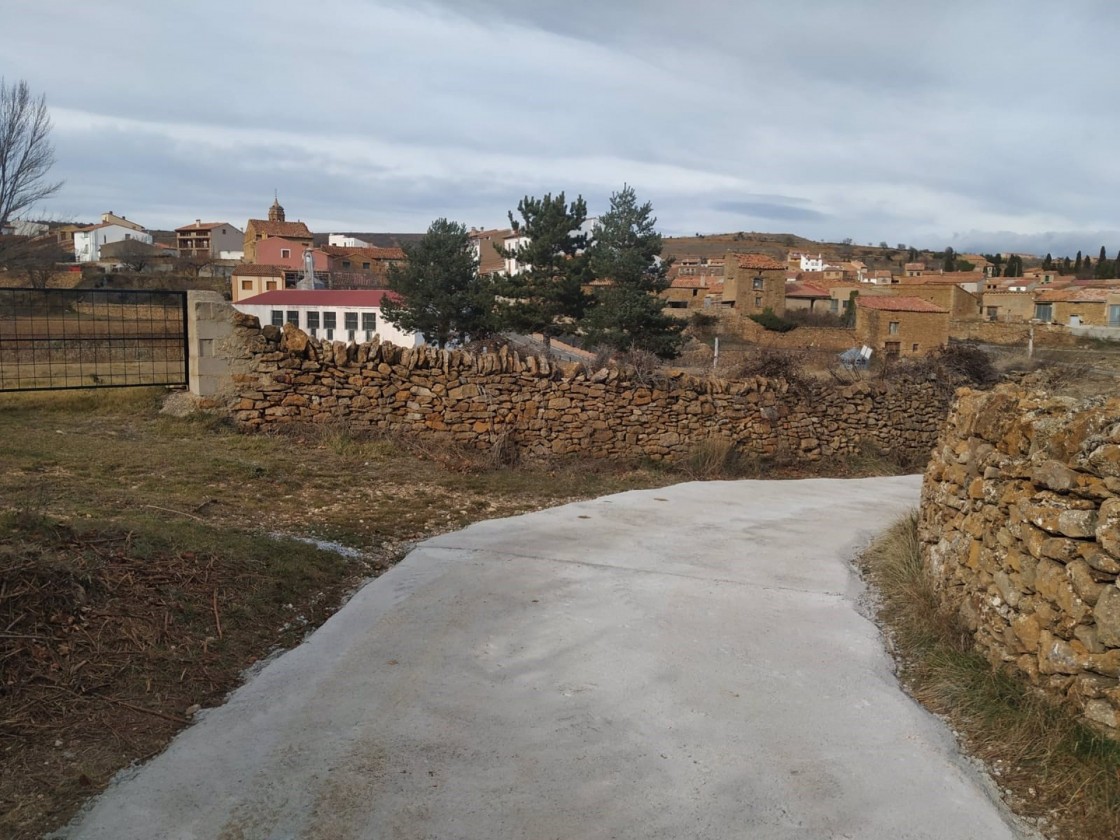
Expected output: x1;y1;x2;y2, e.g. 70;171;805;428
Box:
0;288;188;391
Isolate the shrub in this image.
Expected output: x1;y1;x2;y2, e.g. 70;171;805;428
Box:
734;347;806;385
748;307;797;333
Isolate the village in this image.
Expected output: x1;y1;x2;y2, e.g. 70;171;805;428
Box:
4;198;1119;368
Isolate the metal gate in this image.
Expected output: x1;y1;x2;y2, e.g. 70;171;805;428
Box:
0;288;188;391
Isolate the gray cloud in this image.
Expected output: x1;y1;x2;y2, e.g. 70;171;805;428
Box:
3;0;1120;254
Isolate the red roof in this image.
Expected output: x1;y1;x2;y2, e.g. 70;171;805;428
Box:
237;289;394;307
1034;287;1112;303
785;281;830;298
856;296;948;313
246;219;313;238
321;245;406;260
733;253;786;270
232;264;286;276
175;221;233;232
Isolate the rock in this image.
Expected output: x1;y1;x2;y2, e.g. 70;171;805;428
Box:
1094;586;1120;648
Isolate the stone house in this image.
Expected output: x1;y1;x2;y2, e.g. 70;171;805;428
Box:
243;198;313;262
1032;287;1111;326
855;296;950;357
981;290;1035;322
784;281;831;312
889;281;981;320
723;253;787;314
663;275;721;309
233;289;421;347
322;245;405;288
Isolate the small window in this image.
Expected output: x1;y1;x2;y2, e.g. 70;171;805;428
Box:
344;312;358;341
361;312;375;339
286;310;298;326
125;233;132;240
266;280;278;290
888;321;900;335
885;341;901;358
307;311;319;337
271;310;284;327
362;262;370;270
323;311;336;341
912;343;919;352
241;279;253;290
1034;303;1053;321
754;295;762;307
281;248;291;259
342;260;351;268
752;276;764;290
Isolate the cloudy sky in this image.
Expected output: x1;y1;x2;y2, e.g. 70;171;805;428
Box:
3;0;1119;255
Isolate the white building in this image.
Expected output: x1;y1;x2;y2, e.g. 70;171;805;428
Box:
328;233;373;248
73;212;152;262
795;253;825;272
233;289;423;348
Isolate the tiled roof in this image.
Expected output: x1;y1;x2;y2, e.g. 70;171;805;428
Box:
857;296;948;313
237;289;395;307
232;264;286;276
175;221;232;232
321;245;406;260
670;276;712;289
1035;287;1112;303
732;253;786;270
246;219;312;238
785;281;830;298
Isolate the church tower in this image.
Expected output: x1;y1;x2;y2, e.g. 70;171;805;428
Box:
268;195;285;222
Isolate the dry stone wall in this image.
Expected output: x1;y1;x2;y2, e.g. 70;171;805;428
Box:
226;320;951;464
920;384;1120;736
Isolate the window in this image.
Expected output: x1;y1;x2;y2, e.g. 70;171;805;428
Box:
286;310;298;326
342;260;351;268
829;299;839;313
752;276;764;290
986;306;998;321
323;311;336;340
888;321;900;335
270;310;284;327
362;262;370;270
884;341;901;357
344;312;358;341
307;311;320;337
125;233;132;240
754;295;762;307
1034;303;1053;321
266;280;278;290
912;343;919;352
1110;305;1120;327
281;248;291;258
361;312;376;340
241;279;253;290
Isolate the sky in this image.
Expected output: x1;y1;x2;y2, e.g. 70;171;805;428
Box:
3;0;1119;256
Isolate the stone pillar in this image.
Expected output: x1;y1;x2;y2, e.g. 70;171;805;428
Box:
187;290;243;399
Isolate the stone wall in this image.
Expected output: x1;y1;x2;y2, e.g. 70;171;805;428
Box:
226;320;953;464
920;384;1120;736
950;319;1079;346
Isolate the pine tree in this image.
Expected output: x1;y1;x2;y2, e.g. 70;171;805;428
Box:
1096;246;1112;279
1074;251;1083;274
1063;256;1072;273
381;218;494;348
495;192;590;351
1042;253;1053;270
580;184;683;359
942;246;957;272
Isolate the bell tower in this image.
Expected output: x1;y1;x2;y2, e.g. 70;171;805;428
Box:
268;193;285;222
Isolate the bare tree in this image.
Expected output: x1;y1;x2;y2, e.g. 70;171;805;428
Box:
0;234;67;288
0;78;62;230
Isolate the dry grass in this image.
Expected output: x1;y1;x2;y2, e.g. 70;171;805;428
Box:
859;514;1120;840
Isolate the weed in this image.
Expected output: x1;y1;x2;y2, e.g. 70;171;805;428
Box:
683;437;745;479
860;514;1120;840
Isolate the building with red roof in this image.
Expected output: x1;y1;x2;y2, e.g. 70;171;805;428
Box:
855;295;949;357
233;289;421;348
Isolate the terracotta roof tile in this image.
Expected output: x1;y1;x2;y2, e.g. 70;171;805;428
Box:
732;253;786;270
175;221;233;232
232;264;286;276
856;296;948;313
1034;287;1112;303
246;219;312;238
785;281;830;298
321;245;406;260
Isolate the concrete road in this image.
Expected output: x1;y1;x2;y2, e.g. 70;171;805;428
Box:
57;476;1034;840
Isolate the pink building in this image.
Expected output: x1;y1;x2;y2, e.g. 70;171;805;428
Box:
254;236;329;272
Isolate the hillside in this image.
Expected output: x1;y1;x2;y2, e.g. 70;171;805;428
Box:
661;232;947;271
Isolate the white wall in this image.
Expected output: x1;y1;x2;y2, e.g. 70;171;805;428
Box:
73;224;153;262
233;302;423;348
328;234;372;248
